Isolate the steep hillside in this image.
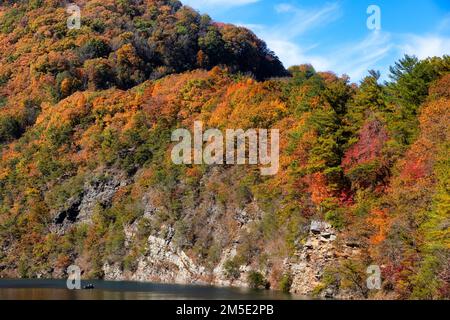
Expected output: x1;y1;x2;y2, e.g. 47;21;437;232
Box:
0;1;449;300
0;0;286;144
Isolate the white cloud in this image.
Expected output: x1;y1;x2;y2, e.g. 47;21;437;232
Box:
330;31;393;80
400;34;450;60
264;31;393;81
272;31;450;82
236;2;342;69
437;15;450;33
270;2;342;39
259;2;396;80
185;1;450;81
323;32;450;81
241;3;450;81
265;38;331;71
182;0;260;10
238;2;373;77
274;3;295;13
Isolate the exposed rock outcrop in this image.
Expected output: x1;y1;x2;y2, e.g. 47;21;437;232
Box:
52;171;129;230
47;171;361;297
288;221;361;299
104;235;207;284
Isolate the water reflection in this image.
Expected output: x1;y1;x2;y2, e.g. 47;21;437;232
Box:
0;279;302;300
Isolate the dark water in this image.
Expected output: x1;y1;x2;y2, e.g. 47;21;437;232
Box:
0;279;301;300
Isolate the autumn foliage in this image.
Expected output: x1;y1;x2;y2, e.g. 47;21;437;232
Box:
0;1;449;300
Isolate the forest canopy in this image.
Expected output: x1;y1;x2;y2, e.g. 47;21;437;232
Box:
0;0;449;300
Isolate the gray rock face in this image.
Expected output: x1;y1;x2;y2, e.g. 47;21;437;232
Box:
310;220;331;234
48;171;357;297
77;177;124;222
104;235;207;284
289;221;360;298
142;192;163;219
53;171;128;228
101;181;262;288
289;221;337;296
97;186;343;294
137;235;207;283
53;197;82;225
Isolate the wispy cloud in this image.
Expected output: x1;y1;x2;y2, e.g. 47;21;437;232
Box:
182;0;260;10
270;2;342;38
264;38;330;71
262;2;395;80
272;31;393;81
237;2;365;76
236;2;342;71
240;3;449;81
329;31;393;80
400;34;450;59
274;3;295;13
437;14;450;33
326;31;450;81
184;0;450;81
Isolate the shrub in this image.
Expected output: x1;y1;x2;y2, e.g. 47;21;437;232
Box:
247;271;268;289
78;39;111;61
0;8;25;34
279;273;293;293
0;115;23;143
206;242;222;268
346;161;382;190
0;72;11;87
123;251;139;273
0;97;7;108
173;220;191;249
84;58;116;90
312;269;339;297
325;208;346;230
223;258;241;280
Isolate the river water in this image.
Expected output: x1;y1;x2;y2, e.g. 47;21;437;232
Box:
0;279;301;300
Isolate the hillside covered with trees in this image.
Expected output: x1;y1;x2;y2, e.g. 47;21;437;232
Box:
0;0;448;299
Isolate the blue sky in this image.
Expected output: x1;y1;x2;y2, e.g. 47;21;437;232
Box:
182;0;450;82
